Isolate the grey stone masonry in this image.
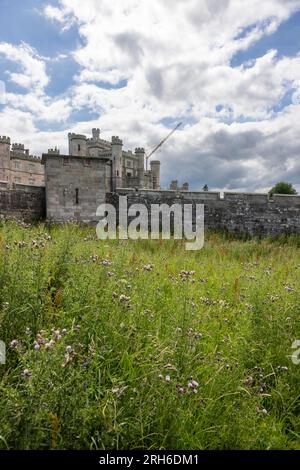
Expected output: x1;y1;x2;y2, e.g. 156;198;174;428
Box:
0;183;45;221
109;189;300;237
42;153;107;223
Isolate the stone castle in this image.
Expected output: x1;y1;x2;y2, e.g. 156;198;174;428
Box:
0;135;44;187
1;128;300;238
0;128;161;190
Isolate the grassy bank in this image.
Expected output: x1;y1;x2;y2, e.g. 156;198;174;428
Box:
0;221;300;449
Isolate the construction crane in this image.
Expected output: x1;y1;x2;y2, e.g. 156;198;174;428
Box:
145;122;182;170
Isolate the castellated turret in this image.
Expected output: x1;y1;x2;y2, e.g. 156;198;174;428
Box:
0;135;10;145
112;136;123;190
0;136;11;156
135;147;145;189
150;160;160;189
68;133;87;157
12;143;25;154
48;147;60;155
92;128;100;141
0;137;11;181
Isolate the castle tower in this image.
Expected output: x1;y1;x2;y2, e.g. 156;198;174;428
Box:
0;136;11;182
111;136;123;190
11;143;25;154
135;147;145;189
92;128;100;141
68;133;87;157
150;160;160;189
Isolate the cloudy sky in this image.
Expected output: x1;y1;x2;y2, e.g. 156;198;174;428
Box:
1;0;300;191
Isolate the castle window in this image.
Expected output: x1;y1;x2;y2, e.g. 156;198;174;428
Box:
14;177;21;184
117;170;119;176
78;144;81;152
75;188;79;205
29;178;35;185
14;161;21;170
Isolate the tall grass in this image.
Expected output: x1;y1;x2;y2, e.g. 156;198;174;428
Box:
0;221;300;449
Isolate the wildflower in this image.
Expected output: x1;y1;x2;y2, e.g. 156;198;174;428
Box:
194;332;203;339
244;376;253;386
36;333;46;345
164;363;177;371
101;259;112;266
259;383;266;393
179;270;195;281
256;407;268;415
61;328;67;336
45;340;56;350
176;385;186;394
119;294;131;303
3;302;10;309
158;374;163;380
143;264;153;271
165;375;171;382
284;285;294;292
10;339;19;349
277;365;288;372
53;330;62;341
112;386;126;397
21;369;32;378
65;345;72;354
34;343;40;350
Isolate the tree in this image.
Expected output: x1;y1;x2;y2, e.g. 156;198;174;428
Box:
269;182;297;197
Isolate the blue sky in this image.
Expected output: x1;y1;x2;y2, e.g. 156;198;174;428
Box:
1;0;300;191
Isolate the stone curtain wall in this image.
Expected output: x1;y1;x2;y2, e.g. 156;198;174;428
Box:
109;189;300;237
0;183;46;221
1;184;300;237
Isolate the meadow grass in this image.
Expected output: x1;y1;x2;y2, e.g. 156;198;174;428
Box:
0;221;300;450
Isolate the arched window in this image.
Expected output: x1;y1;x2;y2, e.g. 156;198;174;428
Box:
75;188;79;205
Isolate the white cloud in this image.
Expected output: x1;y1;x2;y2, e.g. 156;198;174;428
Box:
0;42;49;93
1;0;300;191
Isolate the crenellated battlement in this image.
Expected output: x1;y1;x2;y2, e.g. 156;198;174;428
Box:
12;143;25;151
135;147;145;154
112;136;123;145
48;147;60;155
68;133;87;140
0;136;10;144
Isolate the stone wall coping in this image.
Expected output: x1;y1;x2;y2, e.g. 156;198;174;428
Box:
10;152;41;162
41;153;111;164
